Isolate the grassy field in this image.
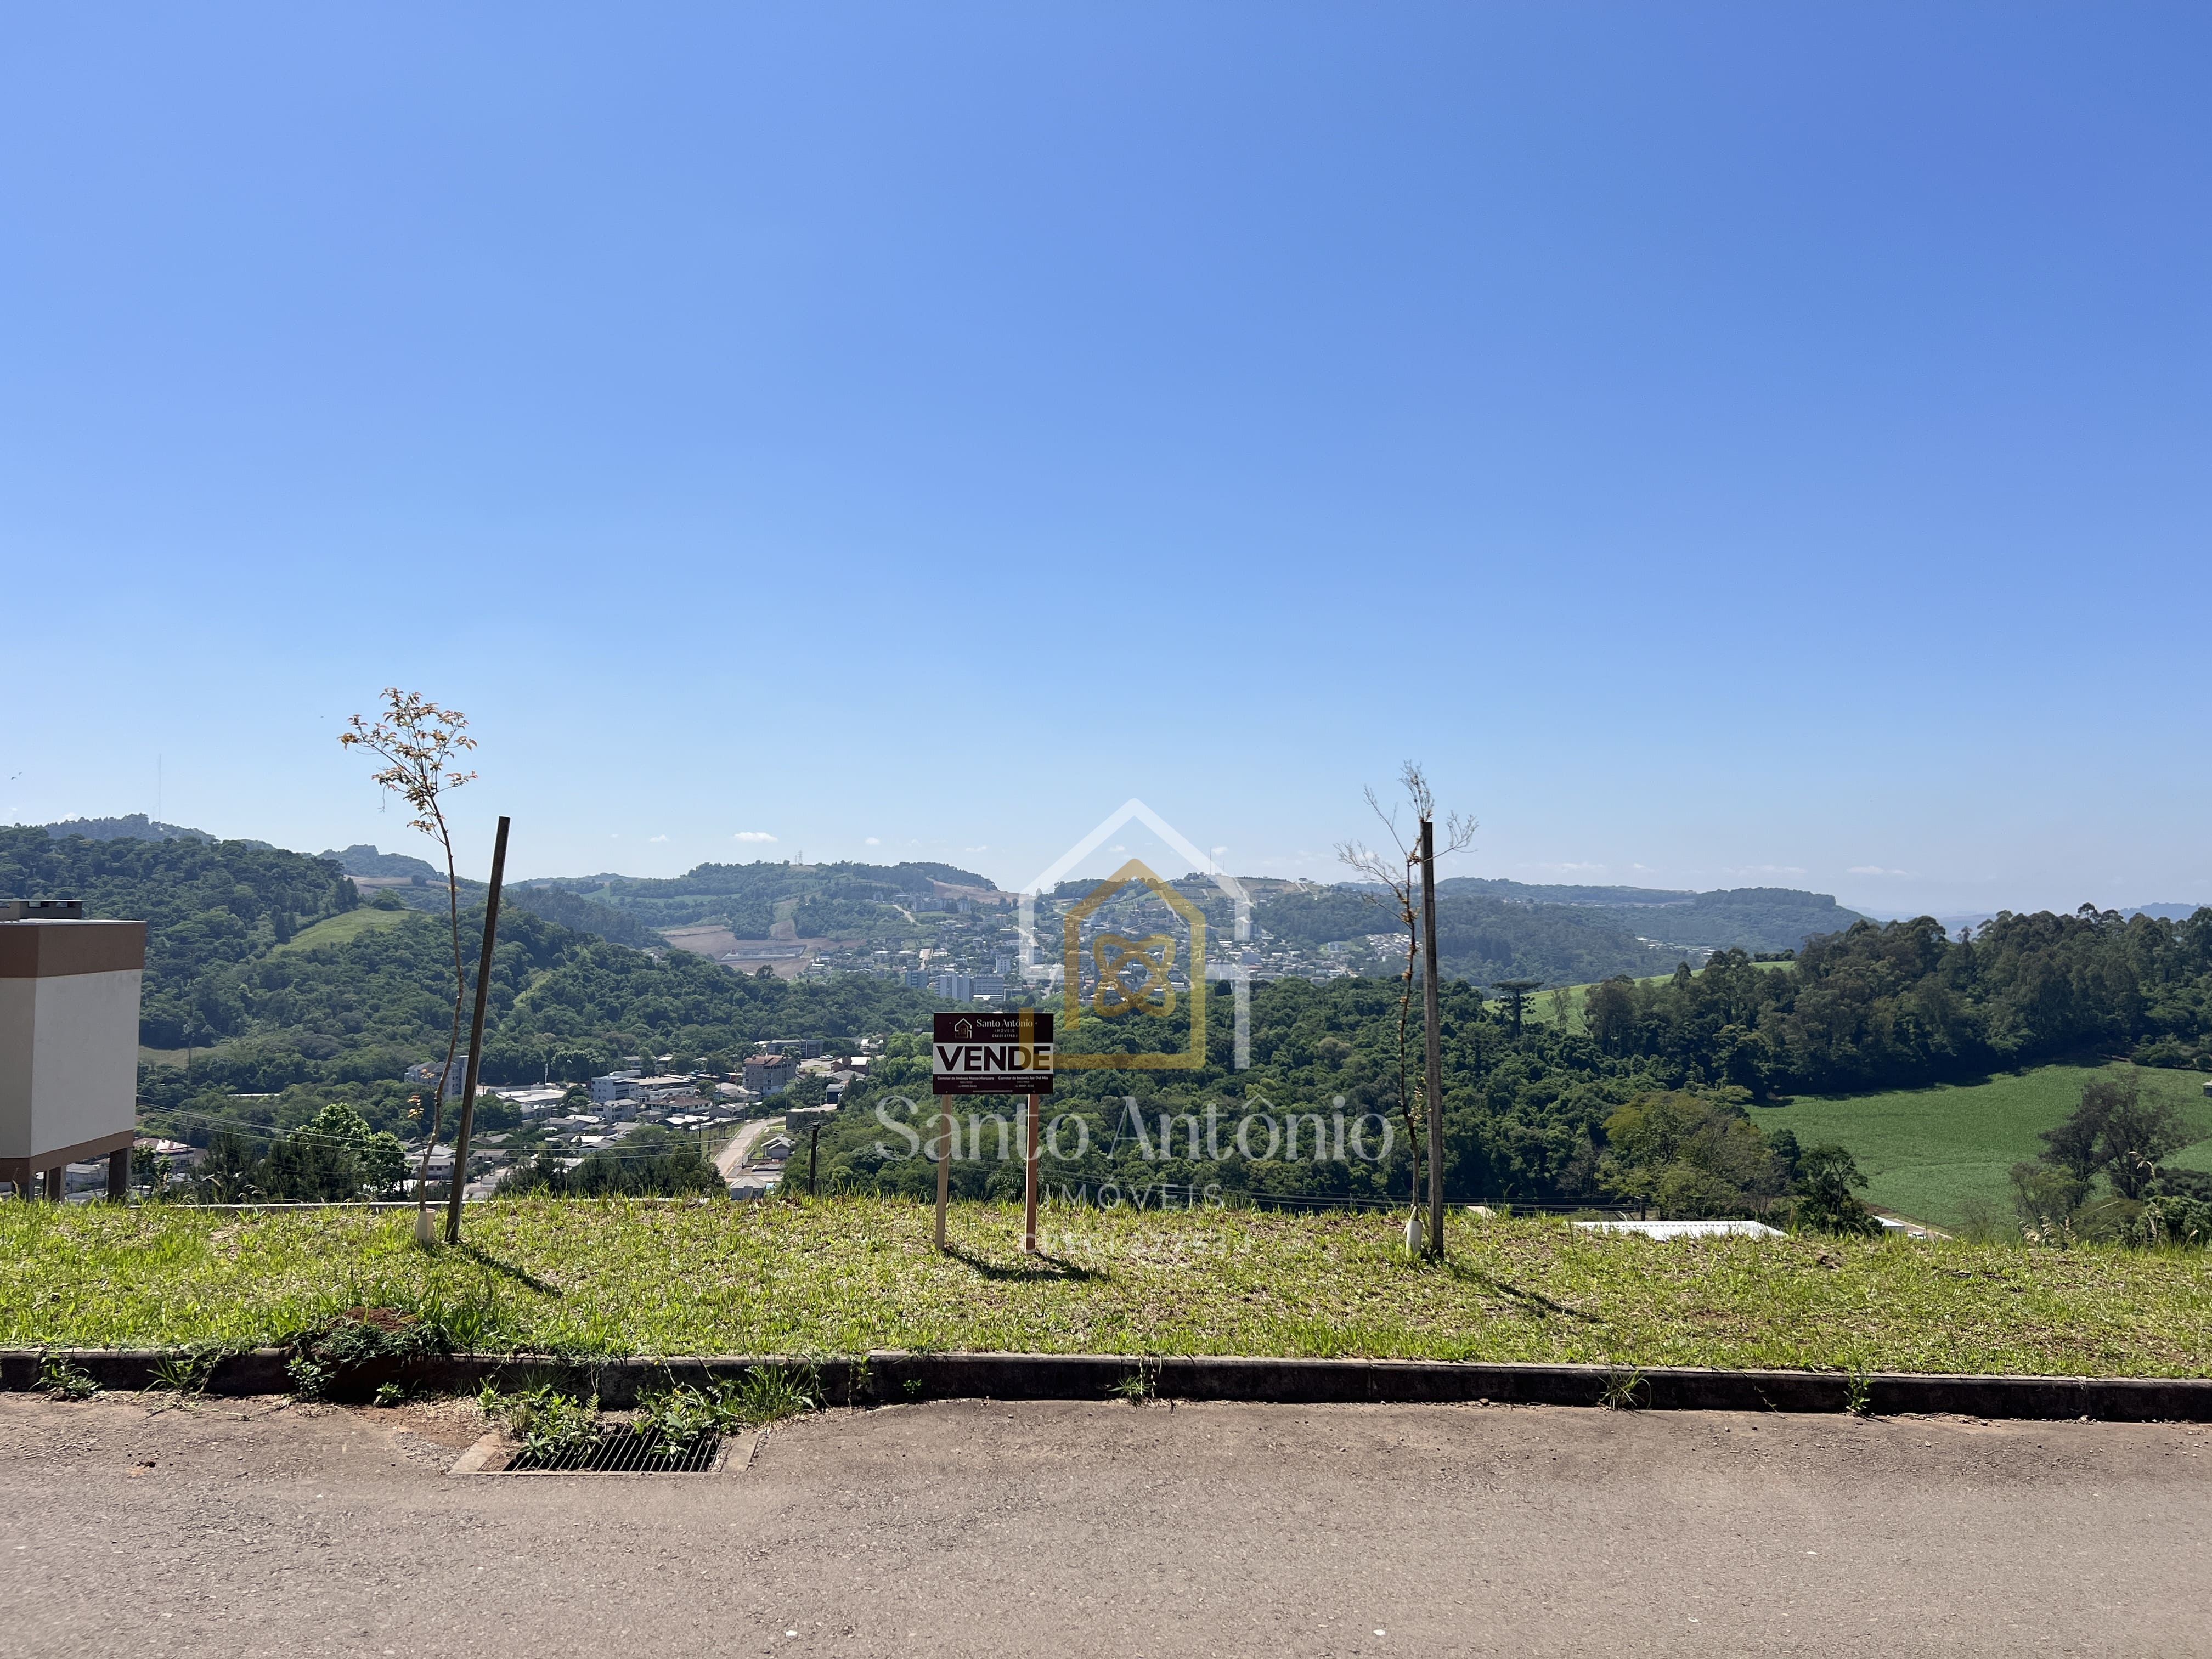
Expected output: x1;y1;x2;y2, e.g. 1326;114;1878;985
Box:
274;907;413;953
1756;1061;2212;1231
4;1197;2211;1378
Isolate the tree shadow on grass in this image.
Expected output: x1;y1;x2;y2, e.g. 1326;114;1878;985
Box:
944;1243;1103;1284
455;1242;564;1298
1444;1261;1604;1323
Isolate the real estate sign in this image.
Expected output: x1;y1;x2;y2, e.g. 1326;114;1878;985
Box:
931;1009;1055;1096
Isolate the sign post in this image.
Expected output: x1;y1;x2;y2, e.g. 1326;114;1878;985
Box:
1024;1092;1041;1254
931;1009;1054;1253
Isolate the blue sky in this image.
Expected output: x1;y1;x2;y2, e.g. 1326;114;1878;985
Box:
5;4;2208;917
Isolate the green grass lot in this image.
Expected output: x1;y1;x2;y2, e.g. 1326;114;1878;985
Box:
1756;1062;2212;1232
273;908;413;954
5;1198;2211;1378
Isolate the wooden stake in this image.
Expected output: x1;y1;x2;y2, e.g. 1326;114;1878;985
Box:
1024;1091;1040;1253
444;815;510;1246
1420;815;1444;1260
935;1099;951;1249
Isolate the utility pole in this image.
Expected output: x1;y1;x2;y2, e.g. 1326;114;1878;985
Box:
444;816;510;1245
1419;814;1444;1260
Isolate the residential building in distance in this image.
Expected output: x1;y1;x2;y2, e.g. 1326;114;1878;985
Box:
933;970;974;1001
589;1070;644;1107
743;1053;797;1096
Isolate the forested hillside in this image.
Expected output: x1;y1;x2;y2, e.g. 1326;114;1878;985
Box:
320;844;657;946
4;827;931;1079
1435;878;1865;953
3;825;359;1047
129;898;937;1096
1251;885;1741;984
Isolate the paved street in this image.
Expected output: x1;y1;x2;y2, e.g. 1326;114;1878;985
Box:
717;1116;785;1184
5;1392;2209;1656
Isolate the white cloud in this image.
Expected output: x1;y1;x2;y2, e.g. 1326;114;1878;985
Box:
1521;861;1607;876
1211;845;1229;855
964;845;988;853
732;831;777;844
1847;865;1913;877
865;837;881;846
1723;864;1808;878
648;834;668;843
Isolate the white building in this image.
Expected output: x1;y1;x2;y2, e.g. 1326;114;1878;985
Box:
589;1071;645;1107
1;905;144;1199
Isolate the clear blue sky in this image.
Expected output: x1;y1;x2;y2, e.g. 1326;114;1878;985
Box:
5;4;2207;917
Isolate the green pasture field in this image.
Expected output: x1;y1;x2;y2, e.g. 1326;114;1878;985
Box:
1755;1062;2212;1231
4;1197;2211;1379
274;907;413;954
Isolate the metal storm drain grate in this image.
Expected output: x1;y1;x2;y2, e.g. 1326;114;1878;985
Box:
500;1429;721;1475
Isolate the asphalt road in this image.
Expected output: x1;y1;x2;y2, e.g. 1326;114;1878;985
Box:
717;1116;785;1183
5;1392;2209;1656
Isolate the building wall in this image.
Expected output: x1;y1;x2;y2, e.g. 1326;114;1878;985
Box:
0;967;143;1161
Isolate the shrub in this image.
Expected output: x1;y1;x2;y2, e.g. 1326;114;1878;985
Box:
2132;1194;2212;1250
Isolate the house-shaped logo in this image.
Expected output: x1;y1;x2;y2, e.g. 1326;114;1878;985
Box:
1018;799;1251;1070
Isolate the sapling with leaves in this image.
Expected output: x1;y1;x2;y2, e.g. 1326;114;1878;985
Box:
339;689;478;1243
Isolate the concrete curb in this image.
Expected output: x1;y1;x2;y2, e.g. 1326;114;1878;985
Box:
7;1347;2212;1420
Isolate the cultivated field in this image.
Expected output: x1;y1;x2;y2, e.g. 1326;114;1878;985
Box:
1756;1061;2212;1231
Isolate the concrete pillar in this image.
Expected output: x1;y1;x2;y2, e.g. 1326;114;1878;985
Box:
42;1166;64;1201
108;1145;131;1201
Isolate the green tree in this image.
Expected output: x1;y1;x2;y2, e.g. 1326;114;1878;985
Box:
1791;1143;1878;1235
2040;1071;2191;1200
300;1102;408;1197
1596;1091;1785;1219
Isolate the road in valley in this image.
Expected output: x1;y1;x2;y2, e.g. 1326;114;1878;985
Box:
716;1115;784;1184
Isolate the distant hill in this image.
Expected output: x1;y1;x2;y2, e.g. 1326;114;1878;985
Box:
537;859;998;936
38;814;272;850
4;825;940;1104
1437;878;1866;954
501;884;662;949
323;843;660;949
2;825;354;1047
320;843;442;879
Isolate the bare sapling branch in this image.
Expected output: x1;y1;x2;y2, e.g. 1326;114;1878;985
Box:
338;688;478;1242
1337;763;1479;1242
